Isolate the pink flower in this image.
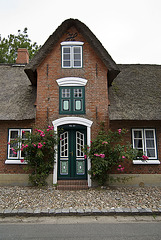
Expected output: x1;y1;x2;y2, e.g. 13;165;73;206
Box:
22;131;25;134
100;154;105;158
20;159;24;163
122;156;126;159
32;143;36;147
47;129;50;132
142;155;149;160
38;143;43;149
60;138;62;140
94;153;100;157
41;134;45;137
84;155;87;159
117;165;125;172
102;141;108;144
8;142;10;145
118;129;122;134
43;142;46;145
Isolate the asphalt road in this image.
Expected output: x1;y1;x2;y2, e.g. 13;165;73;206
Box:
0;216;161;240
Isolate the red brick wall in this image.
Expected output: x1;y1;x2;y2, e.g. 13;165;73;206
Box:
35;26;109;138
110;120;161;174
0;120;35;174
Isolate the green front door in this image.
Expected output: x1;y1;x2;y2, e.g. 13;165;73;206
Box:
58;124;87;179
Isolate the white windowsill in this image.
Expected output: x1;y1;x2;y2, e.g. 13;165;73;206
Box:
5;160;27;164
133;160;160;165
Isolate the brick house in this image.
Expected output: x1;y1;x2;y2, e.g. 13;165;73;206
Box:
0;19;161;187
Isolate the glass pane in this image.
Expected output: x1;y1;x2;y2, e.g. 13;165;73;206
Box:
134;139;143;148
60;132;68;157
74;60;81;67
76;131;84;157
10;130;18;139
63;60;71;67
76;160;85;175
147;149;155;158
145;130;154;138
74;47;81;53
134;130;142;138
62;89;70;98
74;89;82;98
63;100;69;111
64;54;70;60
74;53;81;60
60;161;68;175
146;140;154;148
75;100;82;111
22;130;30;139
63;47;70;53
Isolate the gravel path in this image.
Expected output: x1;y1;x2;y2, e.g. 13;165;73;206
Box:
0;186;161;211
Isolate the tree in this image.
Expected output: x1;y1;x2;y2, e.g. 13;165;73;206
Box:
0;28;41;63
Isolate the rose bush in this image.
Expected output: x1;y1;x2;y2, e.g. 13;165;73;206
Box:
84;125;137;186
9;126;58;186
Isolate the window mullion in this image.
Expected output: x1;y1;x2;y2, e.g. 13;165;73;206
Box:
71;47;73;68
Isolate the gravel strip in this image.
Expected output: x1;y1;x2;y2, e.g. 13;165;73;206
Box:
0;186;161;211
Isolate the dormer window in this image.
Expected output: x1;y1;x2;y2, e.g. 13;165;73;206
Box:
61;41;84;68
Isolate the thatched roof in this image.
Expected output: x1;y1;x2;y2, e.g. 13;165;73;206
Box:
109;64;161;120
25;18;120;86
0;64;36;120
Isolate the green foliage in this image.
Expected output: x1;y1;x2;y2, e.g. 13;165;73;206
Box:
11;126;58;186
85;126;137;186
0;28;41;63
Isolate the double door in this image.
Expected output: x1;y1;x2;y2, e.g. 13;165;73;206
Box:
58;125;87;179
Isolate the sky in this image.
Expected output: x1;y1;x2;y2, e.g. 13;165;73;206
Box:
1;0;161;64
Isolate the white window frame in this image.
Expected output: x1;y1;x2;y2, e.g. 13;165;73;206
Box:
61;41;84;68
132;128;160;164
5;129;31;164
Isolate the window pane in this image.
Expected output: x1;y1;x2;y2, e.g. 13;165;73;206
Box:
10;130;18;139
62;89;70;98
74;60;81;67
147;149;155;157
63;47;70;53
146;140;154;148
134;139;143;148
145;130;154;138
73;47;81;67
74;53;81;60
74;89;82;98
64;54;70;60
134;131;142;138
63;60;71;67
63;100;69;111
74;47;81;53
75;100;82;111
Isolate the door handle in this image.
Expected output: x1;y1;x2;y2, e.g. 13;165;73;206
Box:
70;151;73;156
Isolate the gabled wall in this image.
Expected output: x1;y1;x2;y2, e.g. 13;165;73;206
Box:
35;26;109;137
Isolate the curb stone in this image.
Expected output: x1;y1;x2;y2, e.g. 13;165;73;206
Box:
0;207;161;217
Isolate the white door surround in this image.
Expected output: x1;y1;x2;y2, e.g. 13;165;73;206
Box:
52;117;93;187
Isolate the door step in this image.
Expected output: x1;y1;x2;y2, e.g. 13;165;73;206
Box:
57;180;88;190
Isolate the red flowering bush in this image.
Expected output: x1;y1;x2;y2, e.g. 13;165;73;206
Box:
11;126;58;186
84;124;137;186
